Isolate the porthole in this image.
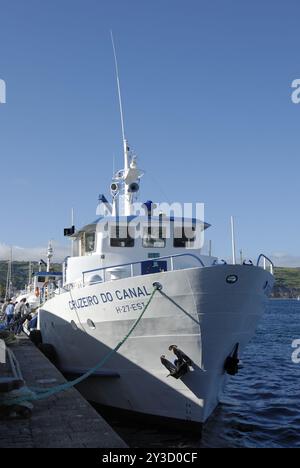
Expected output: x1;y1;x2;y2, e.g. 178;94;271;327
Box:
226;275;238;284
87;319;96;330
70;320;78;331
263;281;269;290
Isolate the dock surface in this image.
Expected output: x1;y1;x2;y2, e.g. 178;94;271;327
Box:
0;335;127;448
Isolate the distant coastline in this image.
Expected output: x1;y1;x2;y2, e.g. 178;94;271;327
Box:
272;267;300;299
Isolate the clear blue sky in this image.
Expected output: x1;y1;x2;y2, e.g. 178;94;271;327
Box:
0;0;299;265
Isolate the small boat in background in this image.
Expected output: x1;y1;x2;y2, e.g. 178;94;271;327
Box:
15;242;62;311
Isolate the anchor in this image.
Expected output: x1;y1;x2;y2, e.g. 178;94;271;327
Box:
160;345;193;379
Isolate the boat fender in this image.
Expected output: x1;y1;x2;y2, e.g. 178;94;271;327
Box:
35;287;40;297
224;343;240;376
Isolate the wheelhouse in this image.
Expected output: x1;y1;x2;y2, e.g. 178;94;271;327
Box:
64;215;213;286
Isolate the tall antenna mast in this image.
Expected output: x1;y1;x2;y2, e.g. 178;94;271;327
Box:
47;241;53;273
230;215;237;265
28;261;32;288
71;208;75;256
5;247;13;300
109;31;143;216
110;30;130;171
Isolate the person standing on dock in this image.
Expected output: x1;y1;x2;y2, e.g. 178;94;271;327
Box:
14;298;29;334
14;298;27;320
1;299;10;316
5;300;15;326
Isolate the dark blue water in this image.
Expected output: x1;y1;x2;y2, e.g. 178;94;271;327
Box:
102;300;300;448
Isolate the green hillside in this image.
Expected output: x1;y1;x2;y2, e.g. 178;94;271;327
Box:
274;267;300;289
272;267;300;298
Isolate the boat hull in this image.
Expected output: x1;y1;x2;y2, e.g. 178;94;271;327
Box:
39;264;273;423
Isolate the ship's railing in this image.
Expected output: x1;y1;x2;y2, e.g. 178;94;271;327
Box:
39;281;68;303
82;253;205;287
256;254;274;274
64;252;274;290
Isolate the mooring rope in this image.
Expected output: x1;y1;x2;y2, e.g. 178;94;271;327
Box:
0;284;159;407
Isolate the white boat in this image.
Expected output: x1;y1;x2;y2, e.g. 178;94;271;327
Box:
36;43;274;425
37;155;274;424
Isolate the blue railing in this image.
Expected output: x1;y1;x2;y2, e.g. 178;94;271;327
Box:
82;253;205;286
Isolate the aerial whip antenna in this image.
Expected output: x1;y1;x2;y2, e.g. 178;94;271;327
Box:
110;31;142;216
110;31;129;171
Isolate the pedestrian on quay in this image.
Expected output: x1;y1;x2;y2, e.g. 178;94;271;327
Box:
1;298;10;317
14;298;27;320
5;299;15;326
14;298;30;335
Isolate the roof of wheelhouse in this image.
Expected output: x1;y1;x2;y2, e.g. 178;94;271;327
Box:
72;215;211;237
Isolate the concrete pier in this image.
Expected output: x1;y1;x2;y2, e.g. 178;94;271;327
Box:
0;335;127;448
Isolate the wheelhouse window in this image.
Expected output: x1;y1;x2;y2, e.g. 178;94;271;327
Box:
173;223;196;248
110;225;134;247
143;226;166;248
85;232;96;253
80;232;96;255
